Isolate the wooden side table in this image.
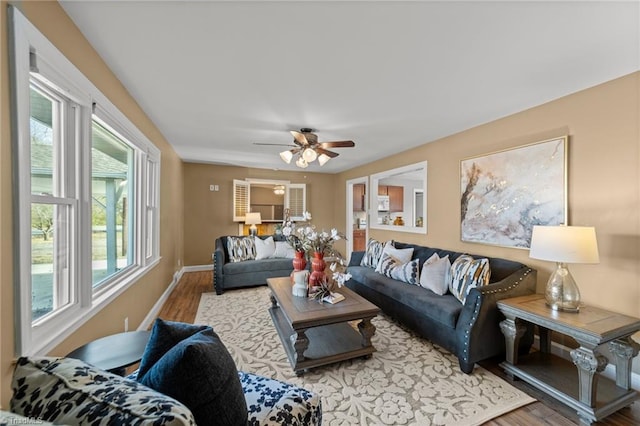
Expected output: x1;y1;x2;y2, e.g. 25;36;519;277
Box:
66;330;151;376
497;294;640;425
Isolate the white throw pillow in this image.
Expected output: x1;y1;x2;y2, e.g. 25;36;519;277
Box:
419;253;451;295
272;241;296;259
375;243;414;273
254;236;276;260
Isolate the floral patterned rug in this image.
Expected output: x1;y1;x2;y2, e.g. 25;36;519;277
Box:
194;286;534;425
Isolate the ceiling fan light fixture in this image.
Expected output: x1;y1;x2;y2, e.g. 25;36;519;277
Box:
318;153;331;166
295;156;309;168
279;150;293;164
273;185;285;195
302;147;318;162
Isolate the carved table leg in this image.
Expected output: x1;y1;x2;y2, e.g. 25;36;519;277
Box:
358;318;376;348
270;292;278;309
499;316;527;365
290;329;309;365
609;337;640;390
570;346;608;408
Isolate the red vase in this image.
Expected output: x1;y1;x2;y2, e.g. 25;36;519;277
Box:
292;250;307;272
309;251;327;287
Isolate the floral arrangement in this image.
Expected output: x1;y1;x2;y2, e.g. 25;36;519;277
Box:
282;210;352;302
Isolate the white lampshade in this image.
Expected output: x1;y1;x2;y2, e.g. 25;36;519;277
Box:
245;212;262;225
302;148;318;162
529;225;599;313
318;153;331;166
279;150;293;164
295;156;309;168
529;226;599;264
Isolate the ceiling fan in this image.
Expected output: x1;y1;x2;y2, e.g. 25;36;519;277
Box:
254;128;355;168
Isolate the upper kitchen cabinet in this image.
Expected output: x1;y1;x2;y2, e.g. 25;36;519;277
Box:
353;183;366;211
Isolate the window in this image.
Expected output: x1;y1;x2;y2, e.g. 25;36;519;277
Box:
11;8;160;355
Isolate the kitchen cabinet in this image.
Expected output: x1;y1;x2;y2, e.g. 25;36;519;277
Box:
378;185;404;213
353;184;365;211
353;229;366;252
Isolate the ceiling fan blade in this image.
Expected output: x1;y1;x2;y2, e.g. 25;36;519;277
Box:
253;143;297;147
320;140;355;148
315;147;340;158
290;131;308;146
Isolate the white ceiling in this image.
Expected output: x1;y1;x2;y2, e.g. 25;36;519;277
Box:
59;1;640;173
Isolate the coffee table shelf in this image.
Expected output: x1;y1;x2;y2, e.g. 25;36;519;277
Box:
267;277;380;375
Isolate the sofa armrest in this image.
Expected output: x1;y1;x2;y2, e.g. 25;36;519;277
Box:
455;267;537;370
348;251;365;267
213;238;226;295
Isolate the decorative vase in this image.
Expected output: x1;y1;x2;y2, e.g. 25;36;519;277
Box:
292;250;307;272
309;251;327;288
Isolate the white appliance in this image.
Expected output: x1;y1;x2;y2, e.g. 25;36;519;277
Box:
377;195;389;211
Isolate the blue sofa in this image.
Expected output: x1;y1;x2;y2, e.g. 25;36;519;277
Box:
213;235;294;295
347;242;536;373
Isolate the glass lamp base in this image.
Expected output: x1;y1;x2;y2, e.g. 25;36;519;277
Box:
545;262;581;313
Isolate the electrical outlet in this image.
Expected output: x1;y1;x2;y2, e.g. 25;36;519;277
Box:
124;317;129;332
209;184;215;191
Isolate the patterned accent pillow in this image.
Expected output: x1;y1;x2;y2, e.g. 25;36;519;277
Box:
226;236;256;262
360;238;388;268
448;255;491;304
11;356;195;425
378;254;420;285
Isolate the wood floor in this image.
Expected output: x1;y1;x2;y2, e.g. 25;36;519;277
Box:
157;271;640;425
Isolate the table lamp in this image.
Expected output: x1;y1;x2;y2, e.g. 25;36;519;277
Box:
245;212;262;237
529;225;599;312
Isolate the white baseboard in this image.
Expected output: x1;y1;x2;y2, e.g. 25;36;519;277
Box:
533;336;640;391
183;264;213;272
138;267;185;330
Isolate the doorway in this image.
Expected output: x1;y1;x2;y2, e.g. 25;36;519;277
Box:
346;177;368;259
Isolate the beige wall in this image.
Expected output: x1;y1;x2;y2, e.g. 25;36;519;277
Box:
336;72;640;319
0;1;184;407
183;163;338;266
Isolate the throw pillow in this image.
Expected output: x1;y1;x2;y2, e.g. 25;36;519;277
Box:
226;236;256;262
273;241;295;258
360;238;389;268
11;356;196;425
254;236;275;260
378;254;420;285
419;253;451;295
137;319;247;426
375;243;414;273
448;255;491;304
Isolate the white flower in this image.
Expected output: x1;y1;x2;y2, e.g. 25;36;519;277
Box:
282;227;292;237
329;262;338;272
330;228;340;240
303;211;312;221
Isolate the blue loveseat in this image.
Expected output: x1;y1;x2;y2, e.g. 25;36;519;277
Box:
213;235;294;295
346;242;536;373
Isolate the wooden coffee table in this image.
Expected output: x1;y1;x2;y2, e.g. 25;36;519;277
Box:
267;276;380;375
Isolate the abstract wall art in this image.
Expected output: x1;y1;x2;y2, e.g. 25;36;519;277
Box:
460;136;567;248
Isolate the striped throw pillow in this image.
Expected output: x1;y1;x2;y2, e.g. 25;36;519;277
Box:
378;254;420;285
448;255;491;304
360;238;392;268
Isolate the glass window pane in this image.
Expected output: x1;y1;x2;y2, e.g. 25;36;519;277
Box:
30;86;57;196
91;120;134;286
31;203;70;321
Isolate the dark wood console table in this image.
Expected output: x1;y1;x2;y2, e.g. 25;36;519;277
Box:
497;294;640;425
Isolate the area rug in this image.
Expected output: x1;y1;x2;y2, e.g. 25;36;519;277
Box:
194;287;534;425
